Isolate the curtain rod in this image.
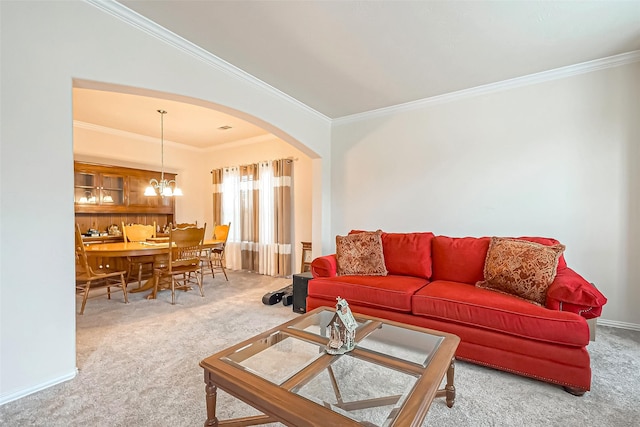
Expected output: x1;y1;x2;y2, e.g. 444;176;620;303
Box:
210;157;298;173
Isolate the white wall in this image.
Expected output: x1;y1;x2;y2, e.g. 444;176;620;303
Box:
0;1;330;404
332;62;640;327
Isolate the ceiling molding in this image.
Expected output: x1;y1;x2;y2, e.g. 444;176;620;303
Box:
85;0;331;124
73;120;200;151
74;120;279;152
333;50;640;126
85;1;640;129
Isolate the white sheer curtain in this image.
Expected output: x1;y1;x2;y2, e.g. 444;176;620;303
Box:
221;167;242;270
258;161;277;275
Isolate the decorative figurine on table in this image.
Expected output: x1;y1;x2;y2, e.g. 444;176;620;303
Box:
108;224;121;236
325;297;358;355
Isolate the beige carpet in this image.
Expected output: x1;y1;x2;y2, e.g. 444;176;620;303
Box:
1;271;639;426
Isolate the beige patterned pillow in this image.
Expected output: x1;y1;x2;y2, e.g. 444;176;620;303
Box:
336;230;388;276
476;237;565;305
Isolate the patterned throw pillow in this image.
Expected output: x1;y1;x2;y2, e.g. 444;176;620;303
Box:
476;237;565;305
336;230;388;276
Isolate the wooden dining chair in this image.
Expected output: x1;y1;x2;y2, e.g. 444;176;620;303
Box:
75;224;128;315
174;221;197;229
201;222;231;282
152;224;206;304
122;221;157;288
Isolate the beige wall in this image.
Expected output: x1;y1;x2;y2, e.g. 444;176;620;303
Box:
73;125;206;225
204;138;314;273
74;127;314;274
331;61;640;328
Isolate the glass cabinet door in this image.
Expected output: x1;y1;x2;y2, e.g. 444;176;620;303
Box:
74;171;124;206
100;173;125;206
74;171;98;205
74;162;176;215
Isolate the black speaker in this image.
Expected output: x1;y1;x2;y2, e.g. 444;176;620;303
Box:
293;272;313;313
282;291;294;306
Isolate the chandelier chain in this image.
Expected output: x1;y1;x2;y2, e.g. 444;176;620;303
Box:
144;109;182;197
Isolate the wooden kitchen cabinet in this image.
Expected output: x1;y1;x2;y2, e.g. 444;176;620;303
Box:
74;169;125;208
74;162;175;233
127;173;174;212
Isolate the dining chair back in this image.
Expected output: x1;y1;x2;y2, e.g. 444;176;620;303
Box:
174;221;197;229
153;224;206;304
201;223;231;281
213;223;231;242
122;222;157;287
75;224;128;314
122;222;156;242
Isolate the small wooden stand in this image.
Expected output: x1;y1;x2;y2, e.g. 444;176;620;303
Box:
300;241;312;273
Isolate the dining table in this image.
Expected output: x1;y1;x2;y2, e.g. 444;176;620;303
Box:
84;239;224;297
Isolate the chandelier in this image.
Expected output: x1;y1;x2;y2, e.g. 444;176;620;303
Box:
144;109;183;197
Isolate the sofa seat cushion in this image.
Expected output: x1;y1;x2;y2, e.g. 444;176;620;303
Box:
412;281;588;347
308;275;429;312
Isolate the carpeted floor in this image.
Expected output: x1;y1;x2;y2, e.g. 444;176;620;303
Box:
1;271;639;426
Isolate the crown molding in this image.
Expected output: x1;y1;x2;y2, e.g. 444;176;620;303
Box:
73;120;200;151
85;0;331;124
84;1;640;128
73;120;276;152
334;50;640;126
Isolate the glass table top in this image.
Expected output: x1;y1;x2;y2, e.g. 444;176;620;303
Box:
223;331;325;385
219;309;444;426
356;322;443;367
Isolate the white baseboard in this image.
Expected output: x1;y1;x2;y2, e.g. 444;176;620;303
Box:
596;318;640;331
0;368;78;406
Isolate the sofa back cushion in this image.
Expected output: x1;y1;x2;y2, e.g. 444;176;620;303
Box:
381;232;434;278
431;236;490;284
350;230;434;278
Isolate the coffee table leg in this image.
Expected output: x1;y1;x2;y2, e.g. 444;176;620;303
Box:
204;380;219;427
445;357;456;408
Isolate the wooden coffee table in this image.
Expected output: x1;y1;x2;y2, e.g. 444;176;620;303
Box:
200;307;460;426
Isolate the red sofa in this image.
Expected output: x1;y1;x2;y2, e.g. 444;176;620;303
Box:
307;232;608;395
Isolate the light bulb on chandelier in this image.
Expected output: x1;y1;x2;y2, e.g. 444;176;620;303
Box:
144;109;183;198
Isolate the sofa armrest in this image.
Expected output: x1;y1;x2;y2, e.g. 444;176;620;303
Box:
546;268;607;319
311;254;338;278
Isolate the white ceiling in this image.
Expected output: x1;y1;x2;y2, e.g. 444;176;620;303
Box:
76;0;640;149
73;88;270;149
